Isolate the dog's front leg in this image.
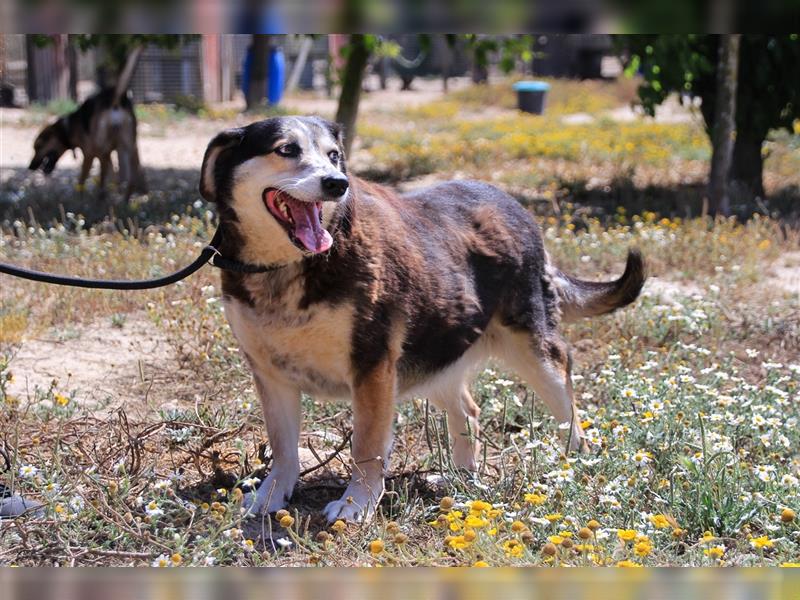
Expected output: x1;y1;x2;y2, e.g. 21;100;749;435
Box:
243;373;301;516
323;360;396;522
77;154;94;193
99;155;113;197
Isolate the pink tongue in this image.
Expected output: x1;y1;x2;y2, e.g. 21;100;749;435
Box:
285;197;333;253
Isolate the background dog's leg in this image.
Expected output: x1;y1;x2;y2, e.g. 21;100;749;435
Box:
77;154;93;193
323;360;396;522
117;147;132;202
99;155;113;198
430;384;480;471
243;374;301;516
499;331;588;453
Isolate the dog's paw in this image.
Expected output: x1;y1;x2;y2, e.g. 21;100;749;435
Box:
241;472;296;518
323;496;371;523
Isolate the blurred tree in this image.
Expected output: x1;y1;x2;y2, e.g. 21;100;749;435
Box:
334;34;532;154
708;34;740;216
335;34;373;155
623;34;800;201
246;34;271;112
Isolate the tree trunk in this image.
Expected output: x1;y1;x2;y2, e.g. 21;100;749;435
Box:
708;34;740;217
335;34;370;156
26;34;70;103
246;34;270;111
731;131;766;199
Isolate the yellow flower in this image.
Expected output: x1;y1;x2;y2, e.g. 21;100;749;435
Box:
780;563;800;567
749;536;774;550
473;560;490;567
704;545;725;559
503;539;524;558
279;515;295;528
616;560;642;568
544;513;562;523
587;519;601;531
465;515;489;528
548;535;564;545
470;500;492;513
634;540;652;557
170;553;182;566
524;493;547;506
447;535;472;550
617;529;637;542
757;239;771;250
331;520;346;534
54;393;69;407
463;530;477;542
369;539;385;554
511;520;526;533
780;508;796;523
699;531;715;544
649;514;671;529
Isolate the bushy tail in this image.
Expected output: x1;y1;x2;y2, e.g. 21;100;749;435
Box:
552;249;646;323
112;45;143;107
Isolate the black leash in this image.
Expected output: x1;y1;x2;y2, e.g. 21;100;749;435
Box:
0;226;280;290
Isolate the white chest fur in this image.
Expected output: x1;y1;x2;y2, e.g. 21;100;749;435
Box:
224;292;354;398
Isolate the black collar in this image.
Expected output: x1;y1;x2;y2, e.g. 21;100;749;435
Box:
206;247;285;274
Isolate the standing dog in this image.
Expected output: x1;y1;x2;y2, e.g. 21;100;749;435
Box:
199;116;646;522
29;87;146;201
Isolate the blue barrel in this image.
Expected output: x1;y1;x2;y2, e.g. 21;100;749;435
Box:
268;47;285;105
241;46;285;105
513;81;551;114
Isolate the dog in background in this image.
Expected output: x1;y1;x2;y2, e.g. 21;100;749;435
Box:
199;116;646;522
28;49;147;201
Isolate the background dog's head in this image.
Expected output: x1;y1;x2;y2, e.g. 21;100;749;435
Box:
29;118;71;175
200;116;349;264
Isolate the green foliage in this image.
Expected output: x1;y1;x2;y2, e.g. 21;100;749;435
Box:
622;34;800;139
464;34;534;74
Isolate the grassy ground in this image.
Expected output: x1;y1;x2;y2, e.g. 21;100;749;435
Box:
1;77;799;566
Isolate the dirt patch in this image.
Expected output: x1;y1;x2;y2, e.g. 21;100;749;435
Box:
766;251;800;295
641;275;704;303
6;312;176;412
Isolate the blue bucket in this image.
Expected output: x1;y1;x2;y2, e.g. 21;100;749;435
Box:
513;81;551;114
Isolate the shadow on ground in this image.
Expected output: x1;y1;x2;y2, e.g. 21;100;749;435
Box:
3;166;800;232
1;166;204;230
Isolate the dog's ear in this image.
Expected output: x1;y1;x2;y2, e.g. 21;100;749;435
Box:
199;127;244;202
328;121;345;151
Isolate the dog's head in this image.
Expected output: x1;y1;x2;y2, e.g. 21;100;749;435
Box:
200;116;349;263
29;118;71;175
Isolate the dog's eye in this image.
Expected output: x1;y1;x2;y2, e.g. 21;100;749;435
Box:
275;143;301;158
328;150;340;163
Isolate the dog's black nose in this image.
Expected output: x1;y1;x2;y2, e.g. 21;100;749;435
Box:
321;175;349;198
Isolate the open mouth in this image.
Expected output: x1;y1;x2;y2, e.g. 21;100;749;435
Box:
263;188;333;254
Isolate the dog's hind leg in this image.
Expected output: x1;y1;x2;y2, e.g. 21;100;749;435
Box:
99;155;113;198
243;373;302;516
323;359;396;522
116;147;132;202
430;383;481;471
77;154;94;193
498;330;588;453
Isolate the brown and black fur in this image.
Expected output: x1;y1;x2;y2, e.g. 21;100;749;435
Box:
199;116;646;521
29;88;147;200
